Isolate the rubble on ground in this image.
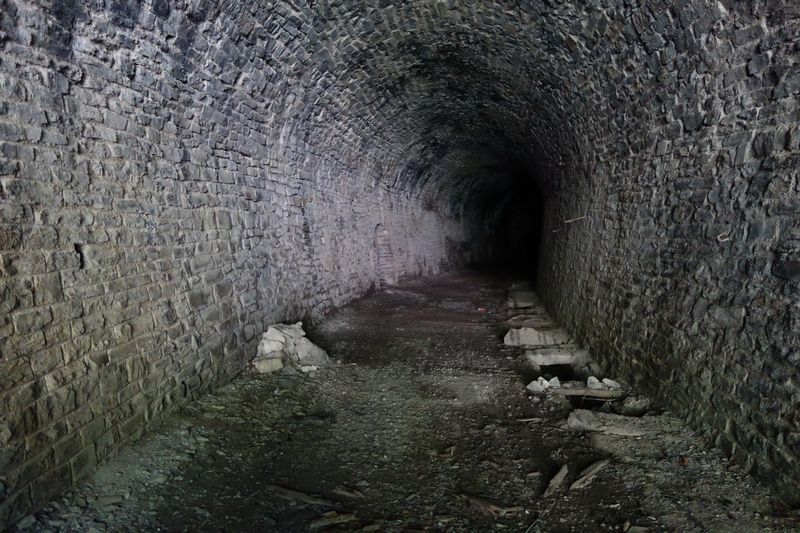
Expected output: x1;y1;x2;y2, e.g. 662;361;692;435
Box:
252;321;331;373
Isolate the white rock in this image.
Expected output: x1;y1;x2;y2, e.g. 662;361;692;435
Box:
526;379;548;394
548;376;561;388
602;378;622;390
523;348;579;366
586;376;605;389
253;357;284;374
257;338;284;357
504;327;571;347
253;321;329;371
293;337;330;366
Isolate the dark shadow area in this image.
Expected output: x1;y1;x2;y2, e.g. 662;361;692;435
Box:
491;167;544;281
462;158;545;282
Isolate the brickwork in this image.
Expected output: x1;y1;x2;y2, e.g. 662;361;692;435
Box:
1;0;798;524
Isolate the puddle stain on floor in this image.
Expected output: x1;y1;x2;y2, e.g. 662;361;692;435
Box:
20;272;798;532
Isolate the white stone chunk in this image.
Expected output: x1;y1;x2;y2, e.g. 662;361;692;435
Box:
586;376;604;389
602;378;622;390
523;347;583;366
257;337;284;357
526;376;550;394
293;336;331;366
253;321;330;372
504;327;571;347
253;357;284;374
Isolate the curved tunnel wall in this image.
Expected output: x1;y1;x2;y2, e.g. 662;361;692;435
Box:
0;0;798;522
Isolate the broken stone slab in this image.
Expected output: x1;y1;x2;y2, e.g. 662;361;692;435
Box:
523;347;589;367
569;459;610;490
253;357;284;374
252;321;330;373
504;327;571;347
567;409;655;437
551;386;626;400
543;464;569;497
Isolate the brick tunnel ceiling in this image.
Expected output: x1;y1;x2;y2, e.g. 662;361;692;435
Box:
178;0;602;221
294;2;586;216
2;0;800;523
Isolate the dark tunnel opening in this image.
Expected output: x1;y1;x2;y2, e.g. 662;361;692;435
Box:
457;157;545;281
486;165;545;280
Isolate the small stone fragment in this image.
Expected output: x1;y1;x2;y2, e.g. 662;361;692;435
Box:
601;378;622;390
526;377;549;394
587;376;604;389
548;376;561;388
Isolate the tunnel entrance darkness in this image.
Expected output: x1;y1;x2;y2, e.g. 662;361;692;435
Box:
454;154;545;282
490;168;545;281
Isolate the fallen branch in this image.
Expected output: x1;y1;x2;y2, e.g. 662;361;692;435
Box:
265;484;335;507
462;494;523;518
310;512;358;530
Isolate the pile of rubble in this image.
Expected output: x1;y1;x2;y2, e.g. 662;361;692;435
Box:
504;282;637;401
251;321;331;374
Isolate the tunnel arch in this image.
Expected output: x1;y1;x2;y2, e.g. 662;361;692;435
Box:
0;0;798;522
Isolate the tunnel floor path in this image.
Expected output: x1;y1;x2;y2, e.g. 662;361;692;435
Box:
23;272;794;532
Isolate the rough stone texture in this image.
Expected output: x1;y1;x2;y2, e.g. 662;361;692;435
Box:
535;0;800;504
0;0;798;524
0;1;472;524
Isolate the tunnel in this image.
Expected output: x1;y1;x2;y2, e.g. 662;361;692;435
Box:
1;0;799;527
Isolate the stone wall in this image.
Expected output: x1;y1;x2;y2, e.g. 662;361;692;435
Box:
0;1;469;523
1;0;798;525
536;1;800;504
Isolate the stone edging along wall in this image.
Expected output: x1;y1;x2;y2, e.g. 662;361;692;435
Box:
537;1;800;505
0;1;469;524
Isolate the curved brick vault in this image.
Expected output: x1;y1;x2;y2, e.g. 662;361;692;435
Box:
0;0;799;522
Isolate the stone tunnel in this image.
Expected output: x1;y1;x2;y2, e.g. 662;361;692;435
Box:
1;0;799;527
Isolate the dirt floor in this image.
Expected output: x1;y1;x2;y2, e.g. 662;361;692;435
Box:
12;272;800;532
